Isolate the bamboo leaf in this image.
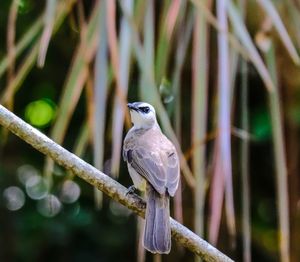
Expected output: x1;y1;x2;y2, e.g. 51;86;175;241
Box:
44;1;100;187
1;45;39;105
111;0;133;177
227;1;275;92
209;149;225;245
0;16;43;79
38;0;57;67
265;42;290;262
165;0;181;38
257;0;300;65
106;0;119;84
209;0;236;245
92;0;108;209
240;58;251;262
155;0;184;82
6;0;18;91
190;0;249;60
172;8;194;228
285;0;300;50
239;1;251;261
143;0;155;82
106;0;121;177
119;1;144;69
1;0;76;105
2;0;19;139
192;0;210;243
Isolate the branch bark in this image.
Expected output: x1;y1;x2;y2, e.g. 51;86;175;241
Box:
0;104;234;262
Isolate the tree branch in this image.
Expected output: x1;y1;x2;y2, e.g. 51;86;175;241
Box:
0;104;234;262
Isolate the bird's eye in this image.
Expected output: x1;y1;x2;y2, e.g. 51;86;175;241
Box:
139;106;150;113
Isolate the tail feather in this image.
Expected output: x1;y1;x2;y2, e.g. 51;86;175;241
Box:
144;184;171;254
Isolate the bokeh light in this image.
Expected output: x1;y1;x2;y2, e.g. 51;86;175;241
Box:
17;164;39;186
3;186;26;211
25;99;56;128
37;194;62;217
25;175;48;200
60;180;81;204
109;201;131;217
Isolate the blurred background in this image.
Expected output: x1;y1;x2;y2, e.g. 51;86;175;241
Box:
0;0;300;261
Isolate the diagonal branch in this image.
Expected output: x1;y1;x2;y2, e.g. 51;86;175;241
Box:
0;104;234;262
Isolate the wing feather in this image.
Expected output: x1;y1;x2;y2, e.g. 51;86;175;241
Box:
123;128;180;196
166;150;180;196
130;147;166;194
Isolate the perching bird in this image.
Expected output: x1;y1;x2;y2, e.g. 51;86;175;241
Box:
123;102;180;254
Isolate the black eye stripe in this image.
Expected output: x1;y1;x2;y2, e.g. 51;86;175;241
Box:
138;106;150;113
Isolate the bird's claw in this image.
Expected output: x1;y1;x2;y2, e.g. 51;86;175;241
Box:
126;185;137;196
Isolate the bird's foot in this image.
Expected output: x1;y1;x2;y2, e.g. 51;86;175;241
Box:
126;185;137;196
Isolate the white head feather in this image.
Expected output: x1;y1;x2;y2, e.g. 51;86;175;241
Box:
128;102;158;129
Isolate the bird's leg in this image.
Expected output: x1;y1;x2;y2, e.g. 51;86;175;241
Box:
126;185;137;195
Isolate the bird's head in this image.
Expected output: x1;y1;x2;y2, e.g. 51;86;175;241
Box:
127;102;157;129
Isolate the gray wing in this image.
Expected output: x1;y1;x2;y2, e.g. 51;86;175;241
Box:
166;151;180;197
124;145;179;196
126;146;167;195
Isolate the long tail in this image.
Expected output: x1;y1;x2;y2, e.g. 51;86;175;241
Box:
143;184;171;254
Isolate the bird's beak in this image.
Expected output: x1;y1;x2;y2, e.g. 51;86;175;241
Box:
127;103;138;112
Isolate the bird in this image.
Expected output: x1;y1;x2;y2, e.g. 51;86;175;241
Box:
123;102;180;254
